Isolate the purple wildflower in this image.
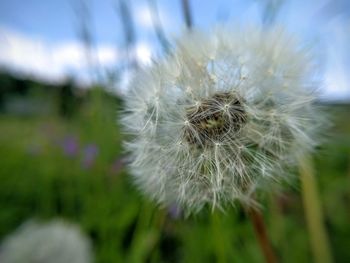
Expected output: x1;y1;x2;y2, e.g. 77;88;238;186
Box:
81;144;99;169
60;136;79;157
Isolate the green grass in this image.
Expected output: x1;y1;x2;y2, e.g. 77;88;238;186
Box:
0;94;349;263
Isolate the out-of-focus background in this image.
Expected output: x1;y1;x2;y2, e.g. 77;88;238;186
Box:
0;0;349;262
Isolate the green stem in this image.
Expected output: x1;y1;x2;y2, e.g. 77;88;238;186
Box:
211;212;227;263
127;202;155;263
299;155;333;263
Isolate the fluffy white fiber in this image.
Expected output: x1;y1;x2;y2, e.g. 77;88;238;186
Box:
121;27;324;213
0;220;93;263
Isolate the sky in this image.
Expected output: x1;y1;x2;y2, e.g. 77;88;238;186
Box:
0;0;349;100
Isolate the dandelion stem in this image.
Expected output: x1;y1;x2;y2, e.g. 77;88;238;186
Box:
247;207;278;263
299;155;333;263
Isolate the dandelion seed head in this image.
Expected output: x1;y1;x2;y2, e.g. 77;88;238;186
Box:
0;220;93;263
121;27;324;213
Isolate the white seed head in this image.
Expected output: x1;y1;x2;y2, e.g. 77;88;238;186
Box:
0;220;93;263
121;27;324;213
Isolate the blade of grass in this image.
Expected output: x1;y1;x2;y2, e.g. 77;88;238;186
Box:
299;155;333;263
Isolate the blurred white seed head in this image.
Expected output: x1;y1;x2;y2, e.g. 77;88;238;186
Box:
0;219;93;263
121;27;324;213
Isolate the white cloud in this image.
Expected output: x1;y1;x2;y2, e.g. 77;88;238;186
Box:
0;26;154;89
321;18;350;101
0;26;119;83
135;42;152;65
134;4;172;31
135;5;153;28
96;47;118;65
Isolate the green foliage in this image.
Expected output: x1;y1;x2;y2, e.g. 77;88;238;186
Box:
0;85;350;262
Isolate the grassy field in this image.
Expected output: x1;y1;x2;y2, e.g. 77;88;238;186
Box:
0;90;349;263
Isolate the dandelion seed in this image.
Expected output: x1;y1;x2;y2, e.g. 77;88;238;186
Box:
121;27;324;213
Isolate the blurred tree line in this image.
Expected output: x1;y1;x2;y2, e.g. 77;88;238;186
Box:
0;70;121;118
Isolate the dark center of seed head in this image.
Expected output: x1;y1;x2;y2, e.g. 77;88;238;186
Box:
184;92;247;147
